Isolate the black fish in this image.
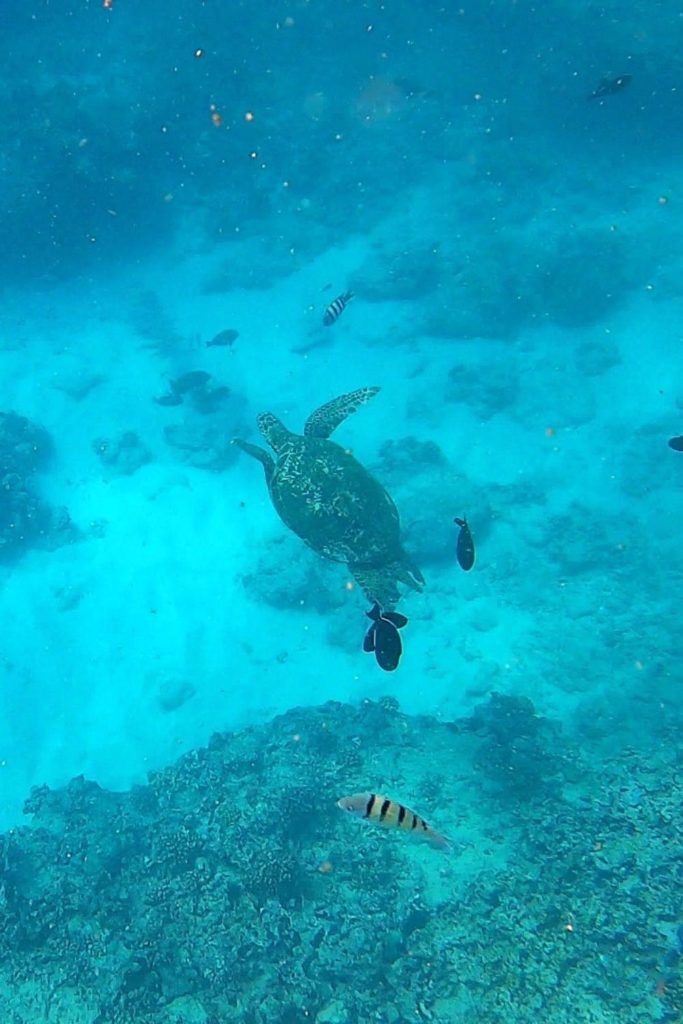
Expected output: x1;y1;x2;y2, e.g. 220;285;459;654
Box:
323;290;353;327
453;516;475;571
588;74;632;100
668;435;683;452
207;329;239;348
363;601;408;672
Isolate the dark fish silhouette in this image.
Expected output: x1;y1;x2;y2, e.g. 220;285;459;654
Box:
668;435;683;452
207;329;239;348
453;516;475;571
154;371;228;412
363;600;407;672
323;290;353;327
588;74;632;100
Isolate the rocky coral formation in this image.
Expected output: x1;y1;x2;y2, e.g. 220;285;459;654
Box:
93;431;152;476
0;412;76;561
163;421;240;472
240;533;349;614
0;697;679;1023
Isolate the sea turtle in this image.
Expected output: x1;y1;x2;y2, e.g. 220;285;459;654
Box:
233;386;424;607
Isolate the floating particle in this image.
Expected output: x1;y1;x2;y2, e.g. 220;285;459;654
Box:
658;195;669;205
211;111;222;127
244;111;255;122
194;48;204;59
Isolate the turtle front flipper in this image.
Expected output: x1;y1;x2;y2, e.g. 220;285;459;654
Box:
304;386;380;439
232;438;275;484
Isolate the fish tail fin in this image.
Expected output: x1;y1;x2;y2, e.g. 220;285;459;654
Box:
366;601;381;622
428;830;452;853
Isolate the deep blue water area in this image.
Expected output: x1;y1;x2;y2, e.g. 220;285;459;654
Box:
0;1;681;1021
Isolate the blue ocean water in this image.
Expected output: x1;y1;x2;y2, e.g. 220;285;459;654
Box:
0;1;681;1021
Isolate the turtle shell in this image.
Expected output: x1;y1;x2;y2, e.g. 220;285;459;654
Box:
268;435;402;566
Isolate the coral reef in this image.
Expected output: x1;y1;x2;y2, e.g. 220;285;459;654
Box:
458;691;566;797
240;534;348;614
0;698;679;1023
0;412;76;561
93;431;152;476
163;422;240;472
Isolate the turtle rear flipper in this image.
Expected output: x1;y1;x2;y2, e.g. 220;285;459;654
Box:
395;554;425;593
304;386;380;439
350;567;401;609
232;438;275;484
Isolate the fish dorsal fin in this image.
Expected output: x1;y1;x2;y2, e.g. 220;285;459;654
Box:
257;412;295;454
304;386;380;439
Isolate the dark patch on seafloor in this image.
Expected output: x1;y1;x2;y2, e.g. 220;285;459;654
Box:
0;696;680;1024
0;411;78;562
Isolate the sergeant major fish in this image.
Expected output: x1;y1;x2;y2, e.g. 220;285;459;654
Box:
323;290;353;327
337;792;450;850
363;600;407;671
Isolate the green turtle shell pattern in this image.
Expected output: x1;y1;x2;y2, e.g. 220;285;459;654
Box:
233;387;425;605
267;433;401;567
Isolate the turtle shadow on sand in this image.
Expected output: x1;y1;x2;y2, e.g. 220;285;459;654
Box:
233;387;424;607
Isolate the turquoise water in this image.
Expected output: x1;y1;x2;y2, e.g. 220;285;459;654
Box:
0;1;681;1021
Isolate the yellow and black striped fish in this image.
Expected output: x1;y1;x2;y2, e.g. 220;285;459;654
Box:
337;792;450;850
322;290;353;326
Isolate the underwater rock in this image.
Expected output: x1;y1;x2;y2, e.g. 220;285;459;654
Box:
157;678;196;713
164;422;239;471
377;436;446;476
348;243;442;302
0;411;52;476
574;336;622;377
0;414;77;561
460;692;564;798
93;430;152;476
446;360;520;420
52;368;106;400
241;534;347;614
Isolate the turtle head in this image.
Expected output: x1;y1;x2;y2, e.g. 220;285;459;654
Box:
257;412;295;454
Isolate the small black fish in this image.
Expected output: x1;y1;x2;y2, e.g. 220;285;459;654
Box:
206;329;239;348
668;435;683;452
363;601;408;672
588;74;632;100
323;290;353;327
453;516;475;571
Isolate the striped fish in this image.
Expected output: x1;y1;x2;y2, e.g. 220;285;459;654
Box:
337;792;450;850
322;290;353;327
